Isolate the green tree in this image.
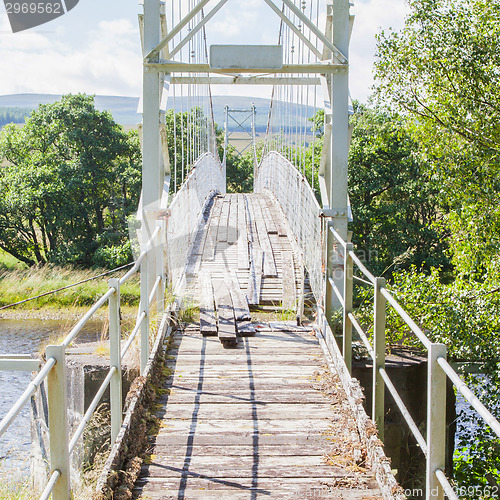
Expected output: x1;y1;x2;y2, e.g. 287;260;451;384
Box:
374;0;500;278
348;105;449;275
0;94;141;268
304;106;449;276
224;145;254;193
163;107;210;193
374;5;500;484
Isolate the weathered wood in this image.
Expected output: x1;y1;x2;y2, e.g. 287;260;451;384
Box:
134;194;388;499
281;251;296;311
236;320;256;336
145;444;332;456
264;196;287;237
199;273;217;336
136;477;381;500
228;271;251;321
202;197;223;261
246;247;263;305
153;403;333;420
237;196;249;270
158;389;327;405
227;195;238;244
213;279;238;347
251;195;277;278
258;196;278;234
217;198;230;242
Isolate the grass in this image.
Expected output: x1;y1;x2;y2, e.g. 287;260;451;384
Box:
0;479;34;500
0;264;140;311
0;249;27;271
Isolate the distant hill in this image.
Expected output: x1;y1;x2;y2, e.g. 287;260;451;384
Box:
0;94;141;127
0;93;317;132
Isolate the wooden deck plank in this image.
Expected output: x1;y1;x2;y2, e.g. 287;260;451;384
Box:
246;247;263;305
237;196;249;270
217;199;230;243
264;196;287;237
199;273;217;336
236;320;256;336
202;197;223;261
213;279;238;347
228;271;251;321
134;194;387;499
258;196;278;234
228;195;238;244
250;195;277;278
136;477;380;500
281;251;297;311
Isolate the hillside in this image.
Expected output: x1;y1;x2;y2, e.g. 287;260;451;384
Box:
0;93;317;132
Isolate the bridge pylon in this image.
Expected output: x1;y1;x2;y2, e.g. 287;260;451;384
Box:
139;0;352;335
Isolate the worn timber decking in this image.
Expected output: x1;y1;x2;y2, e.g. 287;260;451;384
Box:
187;193;303;307
133;193;384;499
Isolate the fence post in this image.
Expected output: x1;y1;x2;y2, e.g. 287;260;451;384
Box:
156;219;166;316
45;345;70;499
373;277;386;440
426;343;447;500
343;241;353;373
140;244;150;375
108;278;122;443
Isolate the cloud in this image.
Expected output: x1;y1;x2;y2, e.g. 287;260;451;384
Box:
349;0;409;102
0;16;142;96
0;0;409;102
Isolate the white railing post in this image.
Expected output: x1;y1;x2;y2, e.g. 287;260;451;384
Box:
373;277;386;439
343;241;353;372
108;278;122;443
156;219;166;316
45;345;70;499
427;343;447;500
140;244;150;375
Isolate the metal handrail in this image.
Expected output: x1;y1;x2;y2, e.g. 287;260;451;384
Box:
325;235;500;498
0;208;167;499
39;470;61;500
349;250;376;284
379;287;432;350
148;275;162;305
61;288;116;348
121;311;147;359
378;366;427;453
347;312;372;357
119;250;147;284
0;356;56;438
435;469;459;500
328;276;344;307
437;356;500;438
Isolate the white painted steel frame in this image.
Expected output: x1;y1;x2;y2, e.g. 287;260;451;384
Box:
0;222;166;499
145;62;346;73
327;226;500;500
171;76;321;85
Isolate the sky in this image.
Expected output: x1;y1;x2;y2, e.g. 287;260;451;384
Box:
0;0;409;103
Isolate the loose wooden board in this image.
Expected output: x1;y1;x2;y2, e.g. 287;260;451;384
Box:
199;273;217;336
228;271;251;321
281;251;296;311
212;279;238;347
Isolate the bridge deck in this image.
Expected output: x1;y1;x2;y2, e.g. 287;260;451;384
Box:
134;194;383;499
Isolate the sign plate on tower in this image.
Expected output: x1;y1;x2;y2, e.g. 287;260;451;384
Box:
210;45;283;70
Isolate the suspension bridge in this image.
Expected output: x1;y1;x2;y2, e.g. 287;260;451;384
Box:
0;1;499;499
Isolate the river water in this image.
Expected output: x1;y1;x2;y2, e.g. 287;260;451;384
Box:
0;318;103;479
0;318;492;485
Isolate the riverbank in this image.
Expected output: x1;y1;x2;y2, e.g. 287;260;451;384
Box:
0;264;140;320
0;305;139;321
